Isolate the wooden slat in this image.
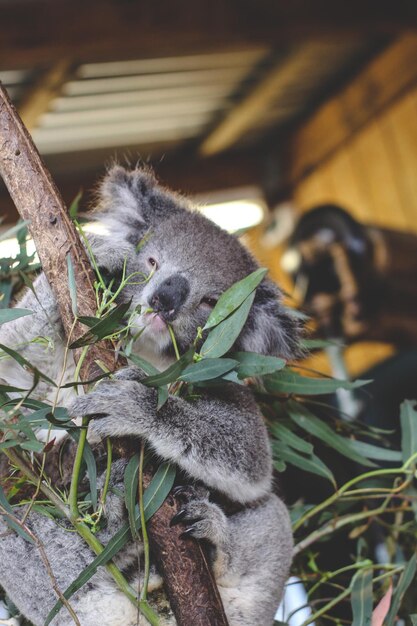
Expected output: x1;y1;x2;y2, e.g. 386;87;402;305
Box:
18;60;73;130
2;0;417;70
378;90;417;231
288;35;417;182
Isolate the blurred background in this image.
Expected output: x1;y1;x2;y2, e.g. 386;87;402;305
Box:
1;0;417;400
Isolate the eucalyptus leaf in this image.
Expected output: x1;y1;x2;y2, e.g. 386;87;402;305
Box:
230;351;286;378
351;568;373;626
70;300;132;348
400;400;417;465
141;348;194;388
269;422;314;455
347;440;402;463
0;484;34;544
385;554;417;626
0;343;56;387
200;292;255;359
124;453;140;538
286;401;377;467
272;441;335;485
0;220;30;243
0;309;33;325
179;358;238;383
203;267;267;330
264;368;370;396
66;254;78;317
70;431;98;510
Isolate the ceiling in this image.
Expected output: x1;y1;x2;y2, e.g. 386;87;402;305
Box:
1;0;416;220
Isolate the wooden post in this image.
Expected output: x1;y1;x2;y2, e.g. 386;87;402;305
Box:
0;83;229;626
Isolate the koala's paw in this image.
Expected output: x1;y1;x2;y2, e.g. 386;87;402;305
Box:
69;374;155;439
170;485;228;547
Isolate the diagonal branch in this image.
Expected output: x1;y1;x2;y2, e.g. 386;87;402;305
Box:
0;82;229;626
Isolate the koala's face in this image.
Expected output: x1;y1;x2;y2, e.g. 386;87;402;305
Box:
122;211;257;358
91;166;301;364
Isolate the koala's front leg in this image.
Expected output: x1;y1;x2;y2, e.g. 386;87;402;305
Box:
70;367;272;503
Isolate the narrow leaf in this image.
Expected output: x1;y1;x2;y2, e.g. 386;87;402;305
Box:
141;348;194;387
264;368;370;395
269;422;314;455
272;441;335;485
400;400;417;465
385;554;417;626
0;309;33;325
204;267;267;330
0;220;30;243
287;401;376;467
230;351;286;378
124;453;140;538
0;343;56;387
179;358;238;383
351;568;373;626
69;189;83;219
347;440;402;463
66;254;78;317
371;583;392;626
200;292;255;359
70;300;132;348
70;431;97;510
0;484;34;544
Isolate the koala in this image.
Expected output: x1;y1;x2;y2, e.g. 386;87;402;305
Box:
0;166;298;626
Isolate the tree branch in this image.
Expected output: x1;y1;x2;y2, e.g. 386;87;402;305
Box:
0;82;229;626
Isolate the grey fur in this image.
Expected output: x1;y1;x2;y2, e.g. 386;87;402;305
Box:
0;166;295;626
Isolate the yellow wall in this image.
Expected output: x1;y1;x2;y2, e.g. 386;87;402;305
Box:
282;39;417;376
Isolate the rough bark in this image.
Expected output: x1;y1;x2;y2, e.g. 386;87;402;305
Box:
0;83;229;626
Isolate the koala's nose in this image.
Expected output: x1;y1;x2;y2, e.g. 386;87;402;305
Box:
150;274;190;321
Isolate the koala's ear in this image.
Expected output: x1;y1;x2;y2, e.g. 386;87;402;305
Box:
95;165;186;240
237;280;303;360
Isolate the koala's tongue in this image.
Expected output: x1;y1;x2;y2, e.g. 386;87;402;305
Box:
150;313;167;332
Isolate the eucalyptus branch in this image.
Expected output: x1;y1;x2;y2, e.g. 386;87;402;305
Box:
139;441;151;602
293;452;417;532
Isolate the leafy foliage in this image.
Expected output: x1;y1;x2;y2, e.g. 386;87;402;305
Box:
0;229;415;626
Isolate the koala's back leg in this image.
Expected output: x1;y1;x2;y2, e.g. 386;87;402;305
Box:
0;513;140;626
171;489;293;626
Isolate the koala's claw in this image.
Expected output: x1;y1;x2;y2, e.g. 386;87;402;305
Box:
169;498;228;546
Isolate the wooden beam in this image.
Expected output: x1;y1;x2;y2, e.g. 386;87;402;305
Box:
18;60;73;130
287;34;417;182
200;43;324;156
0;149;267;224
2;0;417;70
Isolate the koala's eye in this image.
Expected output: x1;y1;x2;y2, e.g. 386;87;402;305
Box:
148;257;158;270
200;296;217;309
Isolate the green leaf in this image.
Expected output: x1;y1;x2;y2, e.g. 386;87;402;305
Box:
141;348;194;388
346;440;402;463
301;338;342;350
69;189;83;219
44;462;176;625
272;441;335;484
19;440;45;453
0;309;33;325
351;568;373;626
0;343;57;387
230;351;286;378
400;400;417;465
200;292;255;359
385;554;417;626
410;615;417;625
125;353;168;408
124;453;140;538
179;358;238;383
269;422;314;455
66;254;78;317
203;267;267;330
70;300;132;348
70;431;97;510
286;401;377;467
264;368;370;396
0;484;34;544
